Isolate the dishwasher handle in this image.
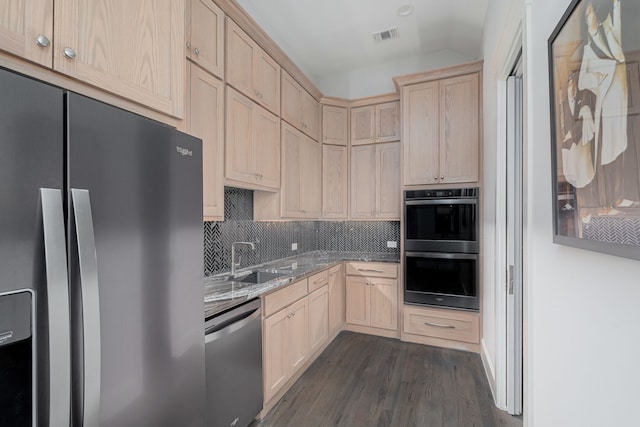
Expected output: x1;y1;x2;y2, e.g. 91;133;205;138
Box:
205;306;261;343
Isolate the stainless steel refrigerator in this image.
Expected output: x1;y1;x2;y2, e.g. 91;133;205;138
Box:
0;68;206;426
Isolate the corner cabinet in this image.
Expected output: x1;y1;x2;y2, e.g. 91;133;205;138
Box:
402;70;480;185
53;0;185;118
350;142;400;219
186;63;224;220
351;101;400;145
321;105;348;146
225;86;280;191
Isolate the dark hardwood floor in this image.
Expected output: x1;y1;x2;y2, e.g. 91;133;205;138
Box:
252;332;522;427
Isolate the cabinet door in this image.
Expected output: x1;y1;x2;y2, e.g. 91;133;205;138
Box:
255;49;280;115
322;145;348;219
322;105;348;146
369;278;397;331
350;145;376;219
345;276;370;326
302;93;319;141
225;87;256;185
328;265;344;336
439;73;479;183
254;106;280;189
402;81;439;185
376;142;400;219
226;18;254;99
54;0;184;117
375;101;400;143
263;308;290;403
351;105;375;145
189;64;224;220
300;136;321;218
281;123;304;217
308;286;329;354
0;0;53;67
288;298;309;373
188;0;224;79
281;71;303;130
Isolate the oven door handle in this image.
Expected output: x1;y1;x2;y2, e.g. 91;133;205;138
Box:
404;198;477;206
405;252;478;260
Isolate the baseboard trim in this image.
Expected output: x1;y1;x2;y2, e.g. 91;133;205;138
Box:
480;338;497;404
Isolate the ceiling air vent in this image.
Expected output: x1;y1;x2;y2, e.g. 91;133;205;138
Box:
372;27;399;42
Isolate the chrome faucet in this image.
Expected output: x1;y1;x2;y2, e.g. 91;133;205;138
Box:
231;242;256;275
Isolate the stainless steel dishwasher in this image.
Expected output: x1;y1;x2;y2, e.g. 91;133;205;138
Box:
205;298;263;427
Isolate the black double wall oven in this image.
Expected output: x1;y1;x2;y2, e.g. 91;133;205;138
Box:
404;188;479;311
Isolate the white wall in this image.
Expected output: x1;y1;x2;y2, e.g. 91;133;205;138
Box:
523;1;640;425
316;49;474;99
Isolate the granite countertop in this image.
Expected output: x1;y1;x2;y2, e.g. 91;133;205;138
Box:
204;251;400;319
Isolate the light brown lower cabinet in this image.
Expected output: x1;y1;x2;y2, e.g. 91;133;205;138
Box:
327;264;344;337
263;296;309;403
308;285;329;354
345;262;398;332
402;305;480;347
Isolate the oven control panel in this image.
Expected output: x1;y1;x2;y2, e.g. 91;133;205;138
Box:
404;187;478;200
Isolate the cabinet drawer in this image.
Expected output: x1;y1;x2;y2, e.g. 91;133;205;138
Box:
308;269;329;293
264;279;308;317
346;262;397;278
403;306;479;344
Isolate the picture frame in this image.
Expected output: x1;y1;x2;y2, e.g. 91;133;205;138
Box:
548;0;640;260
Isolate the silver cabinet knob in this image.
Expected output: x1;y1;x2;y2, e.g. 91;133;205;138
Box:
36;35;50;48
323;136;327;141
63;47;76;59
186;41;191;49
434;176;438;180
194;47;200;56
441;176;444;180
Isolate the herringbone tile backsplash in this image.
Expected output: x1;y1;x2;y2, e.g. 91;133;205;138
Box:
203;188;400;276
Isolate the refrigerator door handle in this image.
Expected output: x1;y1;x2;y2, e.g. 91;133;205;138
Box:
71;188;101;426
41;188;72;426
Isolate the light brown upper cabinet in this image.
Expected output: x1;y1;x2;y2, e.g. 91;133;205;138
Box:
225;86;280;191
54;0;185;118
350;142;400;220
402;72;480;185
0;0;53;68
186;0;224;80
351;101;400;145
280;122;321;218
226;18;280;115
186;63;224;220
281;71;319;140
321;105;348;146
322;144;348;219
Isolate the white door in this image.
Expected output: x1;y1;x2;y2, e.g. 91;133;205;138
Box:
506;59;523;416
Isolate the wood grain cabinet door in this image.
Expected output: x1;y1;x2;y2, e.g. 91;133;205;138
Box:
345;276;370;326
402;81;440;185
369;278;398;331
302;92;319;141
254;105;280;189
322;105;348;146
351;105;376;145
308;286;329;354
226;18;255;100
439;73;479;183
254;48;280;115
187;0;224;79
288;298;309;373
188;63;224;220
328;265;344;336
225;86;256;185
375;101;400;143
281;71;303;130
300;136;321;218
281;123;304;217
0;0;53;67
263;308;290;403
54;0;185;117
322;144;348;219
350;145;376;219
376;142;400;219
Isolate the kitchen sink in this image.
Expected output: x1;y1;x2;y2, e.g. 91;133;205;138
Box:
237;271;286;284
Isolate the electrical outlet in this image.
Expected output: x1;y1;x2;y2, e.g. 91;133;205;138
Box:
387;241;398;248
291;243;298;251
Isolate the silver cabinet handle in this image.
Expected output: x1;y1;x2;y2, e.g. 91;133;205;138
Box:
434;176;438;180
194;47;200;56
36;34;50;47
63;47;76;59
424;321;455;329
358;269;384;273
186;41;191;49
71;189;101;427
40;188;71;427
441;176;444;180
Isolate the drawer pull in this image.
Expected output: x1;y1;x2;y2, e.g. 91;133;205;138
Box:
424;321;455;329
358;269;384;273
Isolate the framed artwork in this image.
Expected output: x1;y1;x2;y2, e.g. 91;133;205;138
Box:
548;0;640;260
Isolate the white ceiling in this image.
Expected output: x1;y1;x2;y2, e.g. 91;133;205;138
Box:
236;0;488;86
